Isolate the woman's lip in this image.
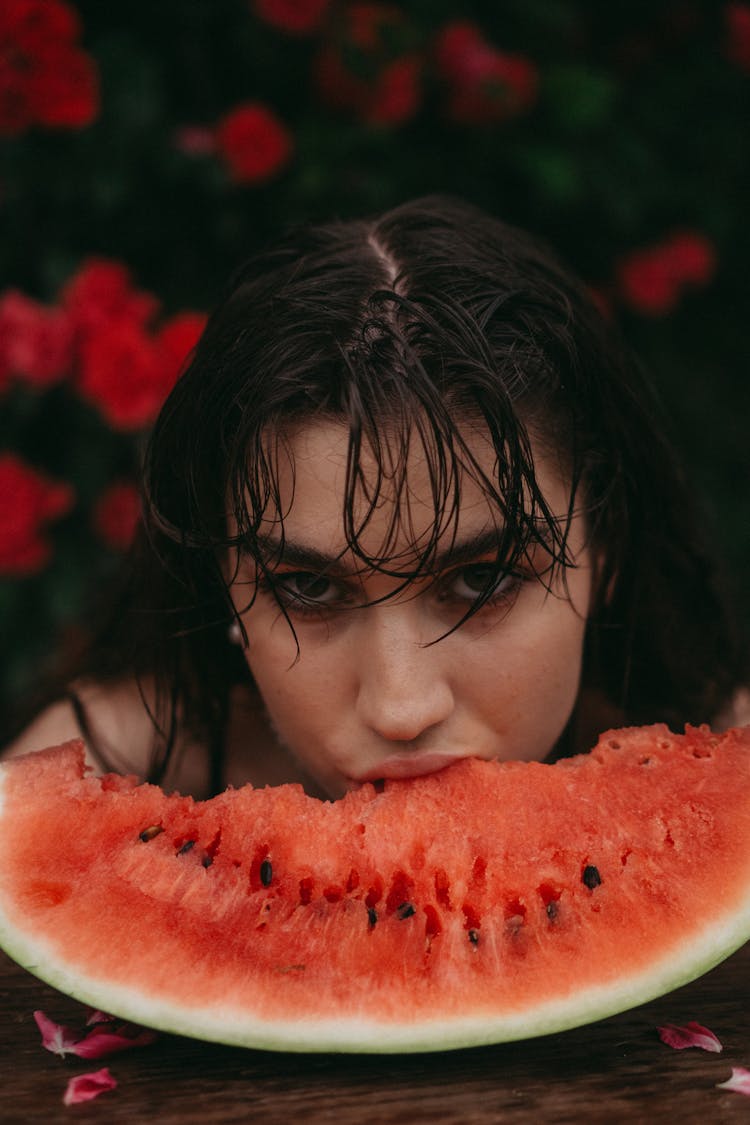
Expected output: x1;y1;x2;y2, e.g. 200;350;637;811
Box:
348;753;467;786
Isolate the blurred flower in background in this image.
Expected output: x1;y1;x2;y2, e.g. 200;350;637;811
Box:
254;0;332;37
0;454;73;575
216;102;294;184
616;230;717;316
725;2;750;71
1;258;205;430
313;3;423;125
434;21;538;124
0;291;73;390
0;0;99;134
0;0;747;714
92;480;140;552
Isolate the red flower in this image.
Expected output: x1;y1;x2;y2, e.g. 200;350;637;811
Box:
617;247;680;316
61;259;159;338
156;311;207;379
77;319;174;431
616;230;717;317
369;55;421;126
435;21;491;85
725;3;750;71
314;3;423;125
435;21;537;124
0;0;81;45
0;452;74;575
216;102;293;185
253;0;331;36
61;259;203;429
0;0;99;135
26;43;99;129
0;289;73;389
92;481;141;552
663;231;716;287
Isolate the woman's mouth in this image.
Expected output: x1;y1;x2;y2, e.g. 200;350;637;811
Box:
347;752;468;788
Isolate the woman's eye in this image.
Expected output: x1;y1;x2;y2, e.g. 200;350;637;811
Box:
277;572;338;607
447;565;515;602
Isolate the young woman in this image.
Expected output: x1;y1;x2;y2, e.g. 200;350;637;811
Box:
3;196;747;796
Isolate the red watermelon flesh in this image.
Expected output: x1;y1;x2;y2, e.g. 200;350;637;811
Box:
1;724;750;1053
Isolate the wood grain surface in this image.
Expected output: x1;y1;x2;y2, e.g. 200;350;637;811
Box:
2;943;750;1124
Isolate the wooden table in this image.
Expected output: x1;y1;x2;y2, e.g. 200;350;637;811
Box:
2;944;750;1124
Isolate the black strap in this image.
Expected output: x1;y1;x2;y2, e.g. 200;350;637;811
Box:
65;687;226;793
65;690;111;772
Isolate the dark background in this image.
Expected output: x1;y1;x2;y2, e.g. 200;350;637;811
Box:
1;0;748;716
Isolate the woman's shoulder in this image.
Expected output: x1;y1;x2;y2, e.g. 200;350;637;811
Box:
2;696;85;761
2;678;168;777
715;687;750;730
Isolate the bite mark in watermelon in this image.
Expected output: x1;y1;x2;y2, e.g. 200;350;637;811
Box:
1;724;750;1054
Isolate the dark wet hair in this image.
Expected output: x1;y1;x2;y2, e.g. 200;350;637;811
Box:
5;196;746;783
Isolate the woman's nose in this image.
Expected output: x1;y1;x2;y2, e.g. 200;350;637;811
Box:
354;608;455;743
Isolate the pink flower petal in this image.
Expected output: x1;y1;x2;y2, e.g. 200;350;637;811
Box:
72;1024;157;1059
85;1009;113;1026
34;1008;156;1058
33;1010;83;1057
657;1020;723;1052
63;1068;117;1106
717;1067;750;1096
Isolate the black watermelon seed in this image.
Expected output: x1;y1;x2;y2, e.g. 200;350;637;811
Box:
396;902;416;920
177;840;196;855
201;854;213;868
367;907;378;927
582;865;602;890
546;901;559;921
139;825;164;842
260;859;273;887
468;929;480;945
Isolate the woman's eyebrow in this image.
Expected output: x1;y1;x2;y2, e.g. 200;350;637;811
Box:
430;527;553;570
253;535;352;576
253;527;552;575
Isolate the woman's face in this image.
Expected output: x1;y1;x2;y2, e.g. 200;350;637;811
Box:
229;419;593;798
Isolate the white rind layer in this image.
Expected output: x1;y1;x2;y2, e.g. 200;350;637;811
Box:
1;874;750;1052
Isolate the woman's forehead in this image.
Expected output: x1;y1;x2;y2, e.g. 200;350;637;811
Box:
254;418;571;564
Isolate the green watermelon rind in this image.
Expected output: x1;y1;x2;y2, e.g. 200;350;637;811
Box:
1;789;749;1053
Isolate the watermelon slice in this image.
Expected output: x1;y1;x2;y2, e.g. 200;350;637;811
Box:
1;724;750;1054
